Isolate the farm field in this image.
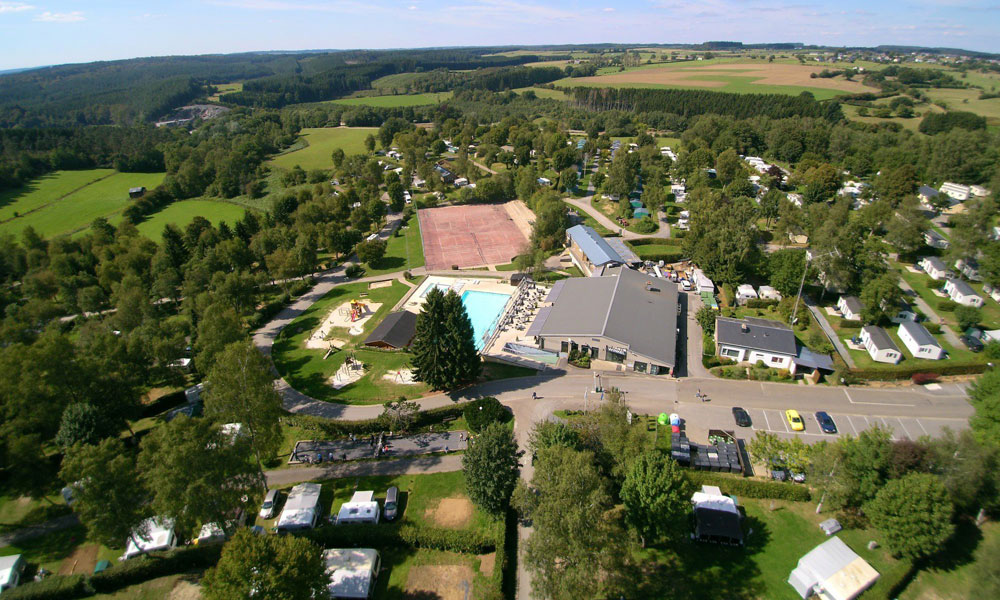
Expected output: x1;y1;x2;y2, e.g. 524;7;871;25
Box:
269;127;377;171
0;169;113;223
513;86;569;100
330;92;452;108
134;199;247;240
841;103;927;132
207;81;242;102
0;171;165;239
923;87;1000;126
554;60;879;100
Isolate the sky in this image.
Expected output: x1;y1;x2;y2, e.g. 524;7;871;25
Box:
1;0;999;71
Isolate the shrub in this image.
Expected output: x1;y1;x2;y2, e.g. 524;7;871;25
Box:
838;319;862;329
937;299;957;312
288;279;311;297
90;544;223;593
463;397;511;433
306;523;497;554
345;264;365;278
985;342;1000;359
924;322;942;334
955;305;982;330
702;334;716;356
632;217;658;234
292;402;473;438
1;575;89;600
911;372;940;385
850;363;985;381
702;355;733;369
745;298;780;309
685;471;811;501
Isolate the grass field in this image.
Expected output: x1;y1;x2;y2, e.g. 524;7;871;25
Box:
330;92;452;108
370;72;431;93
269;127;377;171
0;169;113;223
207;82;242;102
924;87;1000;127
0;524;119;575
93;574;200;599
553;58;878;100
0;171;165;239
900;521;997;600
271;279;430;404
512;86;569;101
361;213;425;277
134;200;247;240
639;496;905;600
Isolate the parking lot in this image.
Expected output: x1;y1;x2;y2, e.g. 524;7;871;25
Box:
742;407;966;441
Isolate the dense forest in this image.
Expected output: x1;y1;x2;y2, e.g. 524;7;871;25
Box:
568;86;842;121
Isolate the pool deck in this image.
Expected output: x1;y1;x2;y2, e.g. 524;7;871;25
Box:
403;275;517;313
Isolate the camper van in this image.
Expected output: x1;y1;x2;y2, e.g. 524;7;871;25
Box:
276;483;322;533
121;517;177;560
336;491;380;525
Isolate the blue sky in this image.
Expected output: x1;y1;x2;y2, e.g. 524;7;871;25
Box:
1;1;998;71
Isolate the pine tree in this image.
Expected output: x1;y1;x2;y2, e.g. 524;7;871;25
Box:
411;288;481;390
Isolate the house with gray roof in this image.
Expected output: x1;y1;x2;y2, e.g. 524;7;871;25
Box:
363;310;417;349
836;296;865;321
944;278;983;307
918;256;950;280
897;321;944;360
860;325;901;364
715;317;797;371
533;267;677;374
565;225;637;276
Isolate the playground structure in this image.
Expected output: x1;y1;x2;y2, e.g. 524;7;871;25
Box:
331;353;366;389
381;368;418;384
306;300;382;349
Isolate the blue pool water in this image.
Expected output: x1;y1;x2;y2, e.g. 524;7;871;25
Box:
461;290;511;350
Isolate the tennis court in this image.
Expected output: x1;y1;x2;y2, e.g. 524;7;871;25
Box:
417;203;529;270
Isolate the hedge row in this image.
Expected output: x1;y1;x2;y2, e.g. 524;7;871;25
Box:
291;401;474;437
305;522;498;554
4;545;223;600
2;575;89;600
745;298;780;309
849;361;987;381
685;471;812;502
627;237;683;247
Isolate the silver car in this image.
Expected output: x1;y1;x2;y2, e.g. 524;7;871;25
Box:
259;489;280;520
384;486;399;521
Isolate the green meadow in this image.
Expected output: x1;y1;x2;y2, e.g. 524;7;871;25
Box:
330;92;452;108
135;200;247;240
269;127;377;171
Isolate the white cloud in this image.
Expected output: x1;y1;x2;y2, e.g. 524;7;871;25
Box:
603;6;615;11
0;1;34;13
34;11;85;22
409;4;417;8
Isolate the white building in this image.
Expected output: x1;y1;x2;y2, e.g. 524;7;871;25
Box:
325;548;381;599
736;284;758;305
940;182;971;202
970;184;990;198
923;230;950;249
944;278;984;307
454;177;469;187
918;257;950;280
898;321;945;360
837;296;865;321
122;517;177;560
276;482;323;533
954;257;982;281
715;317;796;371
786;193;803;207
860;326;902;365
788;537;880;600
983;283;1000;304
335;491;381;525
757;285;782;301
0;555;24;594
692;269;715;294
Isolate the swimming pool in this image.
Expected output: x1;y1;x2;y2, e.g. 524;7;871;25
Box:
461;290;511;350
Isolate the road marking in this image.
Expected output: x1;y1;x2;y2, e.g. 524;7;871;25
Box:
844;415;859;436
763;410;772;431
896;418;913;440
844;389;915;407
863;416;871;428
779;411;791;433
916;419;929;436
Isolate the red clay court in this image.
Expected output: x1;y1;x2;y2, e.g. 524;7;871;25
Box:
418;204;530;270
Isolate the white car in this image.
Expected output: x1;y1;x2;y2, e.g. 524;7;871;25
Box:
259;489;280;520
680;280;693;291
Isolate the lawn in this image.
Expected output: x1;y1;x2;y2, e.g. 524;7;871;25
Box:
655;136;681;148
924;87;1000;126
360;213;424;277
630;243;684;262
271;279;429;404
0;492;70;535
899;520;997;600
0;171;165;238
133;200;247;240
269;127;378;171
563;200;614;236
0;524;119;575
330;92;453;108
375;547;489;600
638;497;905;600
0;169;113;223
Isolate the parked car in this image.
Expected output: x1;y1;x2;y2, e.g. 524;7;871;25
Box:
791;471;807;483
384;486;399;521
960;335;984;353
785;409;805;432
259;489;281;520
769;460;789;481
815;411;838;434
731;407;752;428
680;279;692;291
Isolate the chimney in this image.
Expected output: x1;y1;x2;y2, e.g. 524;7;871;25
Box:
741;323;749;333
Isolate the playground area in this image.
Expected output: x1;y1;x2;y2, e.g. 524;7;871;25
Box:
306;299;382;349
417;202;530;270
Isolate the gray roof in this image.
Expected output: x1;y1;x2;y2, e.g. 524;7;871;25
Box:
538;267;678;367
899;321;940;348
789;537;875;600
925;229;947;242
363;311;416;348
841;296;864;314
948;278;979;297
716;317;797;356
921;256;947;271
795;346;834;371
862;326;899;352
918;185;939;198
604;236;640;264
567;224;625;266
